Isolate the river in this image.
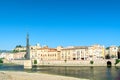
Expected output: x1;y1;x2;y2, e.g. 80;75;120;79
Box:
0;64;120;80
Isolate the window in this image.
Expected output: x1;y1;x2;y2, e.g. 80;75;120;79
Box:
77;51;80;55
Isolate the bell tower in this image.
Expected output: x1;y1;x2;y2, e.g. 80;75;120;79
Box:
25;33;30;60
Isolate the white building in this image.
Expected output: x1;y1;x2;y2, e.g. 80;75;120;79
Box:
61;46;88;61
109;46;118;58
88;44;105;60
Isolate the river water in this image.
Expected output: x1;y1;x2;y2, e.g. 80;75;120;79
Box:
0;64;120;80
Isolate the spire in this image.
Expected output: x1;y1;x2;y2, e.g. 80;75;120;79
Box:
26;33;29;48
25;33;30;60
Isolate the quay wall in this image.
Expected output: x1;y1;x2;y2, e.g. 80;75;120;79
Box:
4;60;25;65
38;60;118;66
5;59;120;66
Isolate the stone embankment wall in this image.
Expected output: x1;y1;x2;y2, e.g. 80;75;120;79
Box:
38;59;120;66
5;59;120;66
3;59;25;65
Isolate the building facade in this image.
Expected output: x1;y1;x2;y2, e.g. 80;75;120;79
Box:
30;46;61;61
61;46;88;61
88;44;105;60
109;46;118;58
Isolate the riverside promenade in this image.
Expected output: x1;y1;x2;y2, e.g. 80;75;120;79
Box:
0;71;88;80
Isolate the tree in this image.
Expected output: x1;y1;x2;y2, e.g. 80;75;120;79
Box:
12;50;26;53
12;50;19;53
105;54;111;59
118;46;120;48
111;55;115;58
0;58;3;63
15;45;22;48
34;60;37;65
90;60;94;64
106;47;110;50
115;59;120;65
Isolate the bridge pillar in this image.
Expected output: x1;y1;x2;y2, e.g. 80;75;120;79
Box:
24;60;32;69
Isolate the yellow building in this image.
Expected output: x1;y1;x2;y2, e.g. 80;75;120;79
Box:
30;46;61;61
88;44;105;60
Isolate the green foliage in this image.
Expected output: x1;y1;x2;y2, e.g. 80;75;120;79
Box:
115;59;120;65
105;54;111;59
20;50;26;52
64;60;67;63
90;60;94;64
16;45;22;48
106;47;110;50
0;58;3;63
111;55;115;58
12;50;26;53
34;60;37;65
12;50;19;53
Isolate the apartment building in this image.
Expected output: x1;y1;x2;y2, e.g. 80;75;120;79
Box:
61;46;88;61
88;44;105;60
13;52;26;60
109;46;118;57
30;46;61;61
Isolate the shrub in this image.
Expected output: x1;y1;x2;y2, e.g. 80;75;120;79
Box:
64;60;67;63
90;60;94;64
105;54;111;59
111;55;115;58
34;60;37;65
0;58;3;63
12;50;19;53
115;59;120;65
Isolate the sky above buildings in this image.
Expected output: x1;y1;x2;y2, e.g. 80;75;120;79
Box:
0;0;120;50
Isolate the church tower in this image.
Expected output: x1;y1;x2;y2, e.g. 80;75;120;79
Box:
25;33;30;60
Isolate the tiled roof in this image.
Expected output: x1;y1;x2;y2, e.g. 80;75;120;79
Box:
62;46;88;50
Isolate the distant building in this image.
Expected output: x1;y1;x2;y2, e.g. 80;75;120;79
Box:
14;47;26;51
6;53;14;60
0;53;6;58
14;43;41;52
13;52;26;60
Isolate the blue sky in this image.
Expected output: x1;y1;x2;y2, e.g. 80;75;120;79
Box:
0;0;120;50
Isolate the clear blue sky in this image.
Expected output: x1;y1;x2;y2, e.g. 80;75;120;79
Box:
0;0;120;50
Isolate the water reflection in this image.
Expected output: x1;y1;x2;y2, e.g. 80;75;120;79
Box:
32;66;120;80
115;66;120;80
0;64;24;71
89;67;95;80
0;64;120;80
106;67;112;80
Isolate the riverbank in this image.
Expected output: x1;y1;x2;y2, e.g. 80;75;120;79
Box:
0;71;89;80
11;59;120;67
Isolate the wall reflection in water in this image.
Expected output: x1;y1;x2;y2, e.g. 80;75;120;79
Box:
32;66;120;80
